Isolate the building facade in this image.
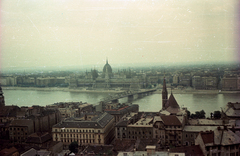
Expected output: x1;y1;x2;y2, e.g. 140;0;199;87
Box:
52;112;115;148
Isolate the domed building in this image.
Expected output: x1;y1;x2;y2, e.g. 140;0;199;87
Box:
102;59;113;79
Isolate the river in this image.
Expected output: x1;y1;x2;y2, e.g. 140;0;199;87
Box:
2;89;240;117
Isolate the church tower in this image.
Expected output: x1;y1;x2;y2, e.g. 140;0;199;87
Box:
0;85;5;107
162;77;168;110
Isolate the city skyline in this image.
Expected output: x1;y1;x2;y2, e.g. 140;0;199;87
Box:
1;0;239;71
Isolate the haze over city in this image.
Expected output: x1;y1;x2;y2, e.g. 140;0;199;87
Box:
1;0;239;72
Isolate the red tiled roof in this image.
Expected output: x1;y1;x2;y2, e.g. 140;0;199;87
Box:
170;145;204;156
201;131;214;144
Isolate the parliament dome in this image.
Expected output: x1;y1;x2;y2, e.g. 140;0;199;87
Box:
102;59;113;78
103;60;112;73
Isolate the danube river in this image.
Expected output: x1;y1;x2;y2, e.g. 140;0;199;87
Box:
2;89;240;117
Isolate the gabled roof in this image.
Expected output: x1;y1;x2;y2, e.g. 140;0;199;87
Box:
166;93;180;109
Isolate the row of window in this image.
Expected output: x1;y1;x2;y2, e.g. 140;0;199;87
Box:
59;139;101;144
56;128;100;133
58;133;98;139
9;127;27;131
165;126;181;129
10;132;28;136
128;131;151;135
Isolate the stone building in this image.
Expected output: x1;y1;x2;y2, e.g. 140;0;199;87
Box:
161;115;185;147
192;76;204;89
182;126;223;146
115;112;139;140
195;127;240;156
69;60;150;89
221;75;239;90
104;103;139;123
221;102;240;119
202;76;218;90
152;116;165;146
52;112;114;148
126;117;153;140
9;119;34;143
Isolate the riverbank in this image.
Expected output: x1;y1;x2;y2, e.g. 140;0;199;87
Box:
2;86;240;94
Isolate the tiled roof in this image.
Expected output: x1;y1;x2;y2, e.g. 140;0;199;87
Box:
200;131;214;144
214;128;240;146
170;145;204;156
200;128;240;146
222;102;240;118
183;126;222;132
161;115;182;126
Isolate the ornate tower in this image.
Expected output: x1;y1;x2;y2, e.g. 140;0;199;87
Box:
162;77;168;110
0;85;5;107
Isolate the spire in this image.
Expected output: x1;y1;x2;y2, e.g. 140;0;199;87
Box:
162;76;168;110
106;57;108;64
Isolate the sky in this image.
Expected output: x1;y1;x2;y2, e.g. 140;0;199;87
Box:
0;0;239;71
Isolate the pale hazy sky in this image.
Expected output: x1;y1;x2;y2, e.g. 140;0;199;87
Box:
1;0;239;70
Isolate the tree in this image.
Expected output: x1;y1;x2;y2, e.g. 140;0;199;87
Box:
69;141;78;154
190;110;206;119
213;111;221;119
186;110;191;119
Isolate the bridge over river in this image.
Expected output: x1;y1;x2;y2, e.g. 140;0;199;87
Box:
99;89;157;104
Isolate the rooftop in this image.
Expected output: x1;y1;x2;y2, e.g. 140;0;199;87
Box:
53;112;113;129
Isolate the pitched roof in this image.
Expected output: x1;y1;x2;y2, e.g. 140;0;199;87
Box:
165;93;179;109
161;115;182;126
222;102;240;118
200;131;214;144
200;128;240;146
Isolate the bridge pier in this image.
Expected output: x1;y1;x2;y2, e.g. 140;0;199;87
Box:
111;99;119;103
128;95;134;102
